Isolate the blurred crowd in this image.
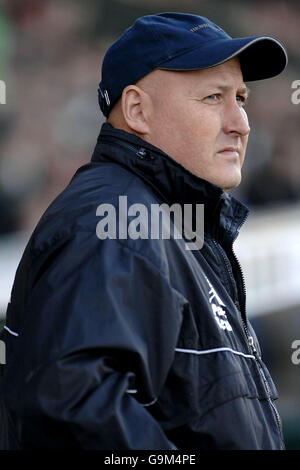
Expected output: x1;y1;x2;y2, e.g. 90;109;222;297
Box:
0;0;300;235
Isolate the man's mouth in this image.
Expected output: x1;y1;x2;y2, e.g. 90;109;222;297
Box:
217;147;240;158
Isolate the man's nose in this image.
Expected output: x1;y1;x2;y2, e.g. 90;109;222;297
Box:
223;101;250;137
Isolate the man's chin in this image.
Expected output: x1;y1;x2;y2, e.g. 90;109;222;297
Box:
218;173;242;192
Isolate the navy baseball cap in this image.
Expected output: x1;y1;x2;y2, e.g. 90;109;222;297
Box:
98;12;288;117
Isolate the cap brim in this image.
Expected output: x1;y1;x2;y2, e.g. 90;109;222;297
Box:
158;35;288;81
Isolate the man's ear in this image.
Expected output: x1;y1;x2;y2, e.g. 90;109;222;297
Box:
121;85;151;136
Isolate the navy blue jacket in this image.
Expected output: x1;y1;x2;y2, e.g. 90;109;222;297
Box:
0;123;284;449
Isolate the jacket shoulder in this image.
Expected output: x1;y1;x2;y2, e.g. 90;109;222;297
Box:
33;162;151;234
29;161;172;274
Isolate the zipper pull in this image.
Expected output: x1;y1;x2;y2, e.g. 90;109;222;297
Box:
248;336;257;355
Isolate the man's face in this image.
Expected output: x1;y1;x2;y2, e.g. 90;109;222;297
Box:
140;58;250;190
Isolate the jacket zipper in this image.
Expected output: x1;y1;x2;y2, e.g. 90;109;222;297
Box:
248;337;285;448
212;215;285;449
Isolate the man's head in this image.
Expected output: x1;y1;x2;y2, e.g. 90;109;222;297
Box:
109;58;249;190
99;13;287;190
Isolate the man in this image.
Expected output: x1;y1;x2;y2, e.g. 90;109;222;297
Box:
0;13;288;449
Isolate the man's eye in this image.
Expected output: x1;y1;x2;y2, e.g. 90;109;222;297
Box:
236;95;247;106
205;94;220;101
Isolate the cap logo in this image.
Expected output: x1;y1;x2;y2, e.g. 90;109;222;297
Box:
99;86;110;106
190;23;223;33
103;89;110;107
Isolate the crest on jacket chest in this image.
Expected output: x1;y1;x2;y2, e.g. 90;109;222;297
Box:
205;275;233;332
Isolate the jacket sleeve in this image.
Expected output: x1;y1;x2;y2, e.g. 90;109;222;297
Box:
19;231;184;449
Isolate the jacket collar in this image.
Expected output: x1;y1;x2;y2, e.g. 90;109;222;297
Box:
91;123;249;244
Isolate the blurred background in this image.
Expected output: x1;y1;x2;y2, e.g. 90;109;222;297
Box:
0;0;299;449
